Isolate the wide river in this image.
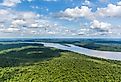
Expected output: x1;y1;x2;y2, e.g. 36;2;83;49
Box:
41;42;121;61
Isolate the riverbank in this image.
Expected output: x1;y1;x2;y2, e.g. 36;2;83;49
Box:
42;42;121;60
0;42;121;81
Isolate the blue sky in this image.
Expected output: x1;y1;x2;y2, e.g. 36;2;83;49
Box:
0;0;121;38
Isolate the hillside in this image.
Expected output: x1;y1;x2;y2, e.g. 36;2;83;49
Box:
0;43;121;82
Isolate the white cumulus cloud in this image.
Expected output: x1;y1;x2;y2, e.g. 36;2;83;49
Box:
1;0;22;7
97;4;121;17
59;6;94;20
90;20;111;31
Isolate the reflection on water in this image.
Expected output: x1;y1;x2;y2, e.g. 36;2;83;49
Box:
42;42;121;60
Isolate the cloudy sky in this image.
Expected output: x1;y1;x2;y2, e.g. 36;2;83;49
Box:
0;0;121;38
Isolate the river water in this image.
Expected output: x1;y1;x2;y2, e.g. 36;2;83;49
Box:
41;42;121;60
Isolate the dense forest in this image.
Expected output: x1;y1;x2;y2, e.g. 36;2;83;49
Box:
0;42;121;82
73;42;121;52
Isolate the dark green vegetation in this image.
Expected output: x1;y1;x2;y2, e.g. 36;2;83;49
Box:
0;43;60;67
0;42;121;82
73;42;121;52
52;38;121;52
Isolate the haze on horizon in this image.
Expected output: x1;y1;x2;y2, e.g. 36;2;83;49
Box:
0;0;121;38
